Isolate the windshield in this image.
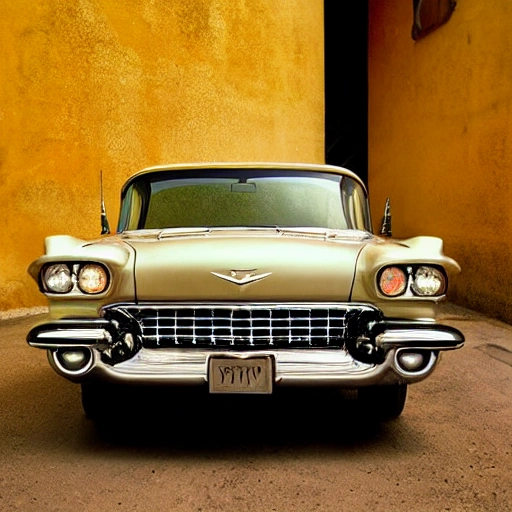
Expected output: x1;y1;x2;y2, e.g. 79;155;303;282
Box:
117;169;372;232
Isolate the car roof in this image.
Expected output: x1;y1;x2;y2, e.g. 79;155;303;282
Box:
121;162;367;194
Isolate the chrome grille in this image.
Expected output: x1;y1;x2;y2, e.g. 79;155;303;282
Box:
111;305;370;349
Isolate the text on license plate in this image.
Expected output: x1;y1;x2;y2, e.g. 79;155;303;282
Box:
208;356;273;394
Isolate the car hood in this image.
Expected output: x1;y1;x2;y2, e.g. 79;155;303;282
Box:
121;228;372;302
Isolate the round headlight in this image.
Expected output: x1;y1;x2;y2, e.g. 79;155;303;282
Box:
78;264;108;294
379;266;407;297
43;264;73;293
411;266;446;296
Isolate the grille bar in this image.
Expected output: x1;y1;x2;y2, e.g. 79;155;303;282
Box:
109;305;367;349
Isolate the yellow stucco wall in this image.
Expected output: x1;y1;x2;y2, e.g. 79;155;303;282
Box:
0;0;325;315
368;0;512;323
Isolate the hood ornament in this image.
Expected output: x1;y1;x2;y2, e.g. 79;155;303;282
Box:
211;269;272;285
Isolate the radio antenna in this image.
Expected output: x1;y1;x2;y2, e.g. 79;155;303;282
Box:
379;197;392;237
100;170;111;235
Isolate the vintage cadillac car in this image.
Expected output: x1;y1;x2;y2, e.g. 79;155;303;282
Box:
27;162;464;420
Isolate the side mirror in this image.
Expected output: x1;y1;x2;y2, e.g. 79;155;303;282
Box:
380;197;392;237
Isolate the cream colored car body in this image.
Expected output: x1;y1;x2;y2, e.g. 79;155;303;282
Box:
29;229;458;320
26;162;464;419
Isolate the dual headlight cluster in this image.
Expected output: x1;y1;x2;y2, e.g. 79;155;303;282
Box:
378;265;446;297
41;263;109;294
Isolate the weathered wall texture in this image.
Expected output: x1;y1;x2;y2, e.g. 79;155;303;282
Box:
368;0;512;323
0;0;325;315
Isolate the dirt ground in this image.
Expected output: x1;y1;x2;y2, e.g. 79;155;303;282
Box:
0;303;511;512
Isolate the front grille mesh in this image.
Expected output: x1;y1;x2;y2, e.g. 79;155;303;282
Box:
113;305;363;349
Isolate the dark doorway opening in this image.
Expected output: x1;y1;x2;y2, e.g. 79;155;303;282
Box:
324;1;368;185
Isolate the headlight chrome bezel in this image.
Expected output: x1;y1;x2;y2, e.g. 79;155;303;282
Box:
41;262;110;295
377;264;447;298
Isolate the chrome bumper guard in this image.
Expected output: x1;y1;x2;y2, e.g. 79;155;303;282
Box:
27;319;116;348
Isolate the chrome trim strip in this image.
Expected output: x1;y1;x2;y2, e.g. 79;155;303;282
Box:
107;301;378;307
376;328;463;349
29;329;112;349
37;329;111;341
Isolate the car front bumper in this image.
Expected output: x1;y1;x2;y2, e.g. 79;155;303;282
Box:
27;314;464;388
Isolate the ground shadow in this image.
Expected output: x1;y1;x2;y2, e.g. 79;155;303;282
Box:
83;385;421;458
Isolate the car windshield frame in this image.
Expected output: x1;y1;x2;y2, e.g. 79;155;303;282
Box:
117;168;373;233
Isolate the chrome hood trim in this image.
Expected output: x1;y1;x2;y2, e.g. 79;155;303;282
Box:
210;269;273;285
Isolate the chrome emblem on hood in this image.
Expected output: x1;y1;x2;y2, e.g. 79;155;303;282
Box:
211;269;272;285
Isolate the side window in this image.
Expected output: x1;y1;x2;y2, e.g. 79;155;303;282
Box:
412;0;456;41
340;178;372;232
118;184;144;231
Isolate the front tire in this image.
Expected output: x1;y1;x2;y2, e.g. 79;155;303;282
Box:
358;383;408;420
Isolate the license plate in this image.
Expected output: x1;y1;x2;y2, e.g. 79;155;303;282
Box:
209;356;273;394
